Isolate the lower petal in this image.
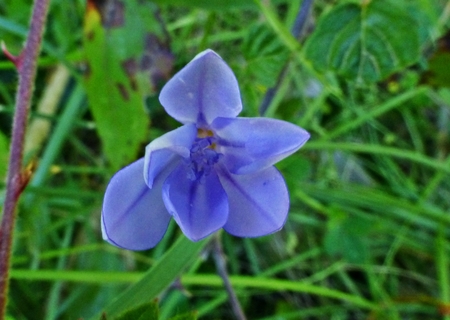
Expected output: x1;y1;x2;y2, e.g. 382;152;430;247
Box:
162;164;228;241
102;159;172;250
217;165;289;237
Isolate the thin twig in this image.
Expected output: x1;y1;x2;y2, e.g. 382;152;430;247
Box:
212;234;247;320
0;0;51;317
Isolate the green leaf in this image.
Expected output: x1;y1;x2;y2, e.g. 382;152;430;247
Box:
150;0;285;9
168;311;198;320
83;1;173;170
324;209;373;264
304;0;421;84
427;52;450;87
95;236;209;320
276;154;311;191
151;0;250;9
114;301;159;320
241;24;289;88
237;24;289;115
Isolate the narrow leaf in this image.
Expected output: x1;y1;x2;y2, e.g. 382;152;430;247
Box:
95;236;208;320
114;300;159;320
168;311;198;320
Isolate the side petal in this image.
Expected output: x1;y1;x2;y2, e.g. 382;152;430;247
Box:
102;159;172;250
159;49;242;126
217;165;289;237
162;164;229;241
144;124;197;188
212;117;310;175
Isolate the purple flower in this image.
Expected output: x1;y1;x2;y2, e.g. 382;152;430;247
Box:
101;50;310;250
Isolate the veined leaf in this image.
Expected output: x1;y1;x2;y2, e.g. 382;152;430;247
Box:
83;0;173;170
304;0;421;84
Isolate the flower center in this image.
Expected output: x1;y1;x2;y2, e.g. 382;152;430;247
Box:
186;130;221;181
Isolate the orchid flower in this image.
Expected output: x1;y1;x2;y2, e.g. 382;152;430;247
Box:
101;50;310;250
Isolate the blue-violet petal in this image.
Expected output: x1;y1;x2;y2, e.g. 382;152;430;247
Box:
217;165;289;237
159;49;242;126
102;159;171;250
162;163;229;241
144;124;197;188
212;117;310;175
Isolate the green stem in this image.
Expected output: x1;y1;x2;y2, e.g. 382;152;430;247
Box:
303;141;450;175
9;270;379;310
437;226;450;320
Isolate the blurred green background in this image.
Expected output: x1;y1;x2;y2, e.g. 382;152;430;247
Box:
1;0;450;319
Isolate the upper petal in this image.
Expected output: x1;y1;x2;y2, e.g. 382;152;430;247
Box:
159;49;242;126
212;117;310;174
217;165;289;237
144;124;197;188
162;163;229;241
102;159;172;250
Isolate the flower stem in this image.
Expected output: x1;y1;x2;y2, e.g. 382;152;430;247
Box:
0;0;50;317
212;234;247;320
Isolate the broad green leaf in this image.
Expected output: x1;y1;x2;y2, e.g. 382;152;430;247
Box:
95;236;208;320
304;0;421;84
83;0;173;170
398;0;441;44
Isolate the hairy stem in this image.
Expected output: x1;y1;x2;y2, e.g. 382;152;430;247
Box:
212;234;247;320
0;0;51;316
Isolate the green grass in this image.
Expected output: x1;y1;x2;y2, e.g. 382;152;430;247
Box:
1;0;450;319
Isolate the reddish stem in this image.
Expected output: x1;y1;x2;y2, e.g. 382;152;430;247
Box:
0;0;50;317
0;42;22;70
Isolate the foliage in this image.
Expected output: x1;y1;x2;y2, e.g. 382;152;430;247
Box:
304;0;424;84
1;0;450;319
